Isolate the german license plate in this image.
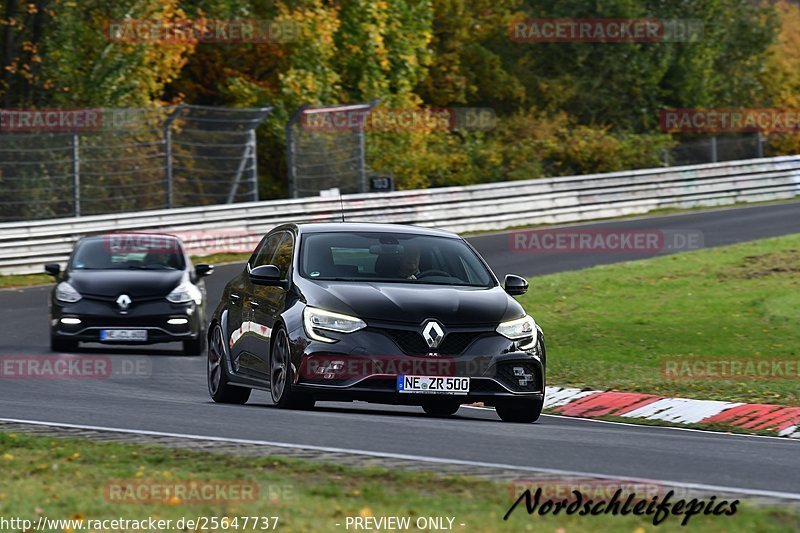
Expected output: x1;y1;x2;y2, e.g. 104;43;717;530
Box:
398;375;470;395
100;329;147;341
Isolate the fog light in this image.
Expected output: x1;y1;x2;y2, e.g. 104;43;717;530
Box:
316;360;345;379
168;318;189;325
60;317;81;325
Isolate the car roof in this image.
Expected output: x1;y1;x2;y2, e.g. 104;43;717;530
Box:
292;222;461;239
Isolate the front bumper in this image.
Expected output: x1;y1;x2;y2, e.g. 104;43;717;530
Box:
287;319;545;406
51;297;203;344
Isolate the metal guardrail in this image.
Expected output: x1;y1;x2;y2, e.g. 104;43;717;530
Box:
2;156;799;274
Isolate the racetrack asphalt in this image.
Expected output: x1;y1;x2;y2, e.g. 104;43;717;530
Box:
1;201;798;497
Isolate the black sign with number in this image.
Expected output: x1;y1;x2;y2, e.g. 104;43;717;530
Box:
370;176;393;193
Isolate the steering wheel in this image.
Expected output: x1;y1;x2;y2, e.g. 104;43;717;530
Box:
416;269;451;278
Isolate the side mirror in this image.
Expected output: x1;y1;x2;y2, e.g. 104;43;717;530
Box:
44;263;61;277
195;264;214;277
249;264;283;286
504;274;528;296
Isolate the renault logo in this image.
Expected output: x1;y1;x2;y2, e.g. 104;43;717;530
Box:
422;320;445;349
116;294;132;313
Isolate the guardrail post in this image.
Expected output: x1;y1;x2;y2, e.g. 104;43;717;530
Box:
71;133;80;217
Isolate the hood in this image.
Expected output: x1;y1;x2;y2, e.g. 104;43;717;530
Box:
66;269;185;299
299;280;524;325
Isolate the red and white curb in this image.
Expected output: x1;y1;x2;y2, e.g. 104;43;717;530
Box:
544;386;800;438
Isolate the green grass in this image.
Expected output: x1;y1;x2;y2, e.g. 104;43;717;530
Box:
0;432;797;532
517;233;800;405
191;252;250;265
0;273;52;289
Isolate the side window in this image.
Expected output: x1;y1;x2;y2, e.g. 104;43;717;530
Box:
249;233;282;268
272;234;294;280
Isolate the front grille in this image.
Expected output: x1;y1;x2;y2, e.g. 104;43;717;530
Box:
495;362;540;392
378;328;484;355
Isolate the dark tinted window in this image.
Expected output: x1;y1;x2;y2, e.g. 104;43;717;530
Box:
71;238;185;271
250;233;283;268
299;232;494;287
272;234;294;280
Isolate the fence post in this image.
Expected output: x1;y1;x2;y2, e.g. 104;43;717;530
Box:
249;129;259;202
163;125;173;209
163;106;182;209
710;136;718;163
358;99;380;194
227;141;253;204
756;132;764;158
286;105;306;199
71;133;80;217
357;128;366;194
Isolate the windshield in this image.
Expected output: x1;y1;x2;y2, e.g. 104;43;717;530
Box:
70;238;185;271
299;232;495;288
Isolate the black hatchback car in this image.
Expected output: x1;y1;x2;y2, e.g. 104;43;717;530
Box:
46;233;213;355
208;223;546;422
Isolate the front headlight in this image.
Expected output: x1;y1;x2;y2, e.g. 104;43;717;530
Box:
496;314;538;349
55;282;82;303
166;281;202;305
303;306;366;343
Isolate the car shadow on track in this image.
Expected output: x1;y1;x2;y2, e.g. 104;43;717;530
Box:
56;344;189;357
217;400;506;423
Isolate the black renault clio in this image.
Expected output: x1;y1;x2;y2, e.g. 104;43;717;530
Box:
208;223;546;423
46;234;213;355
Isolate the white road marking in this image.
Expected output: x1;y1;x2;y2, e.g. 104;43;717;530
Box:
460;406;800;442
0;416;798;501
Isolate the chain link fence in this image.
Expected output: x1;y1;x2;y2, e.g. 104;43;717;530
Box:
0;105;271;222
665;133;766;166
1;104;789;223
286;101;379;198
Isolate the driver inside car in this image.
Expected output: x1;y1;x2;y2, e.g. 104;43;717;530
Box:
397;245;421;279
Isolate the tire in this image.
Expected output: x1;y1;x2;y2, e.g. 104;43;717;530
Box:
207;324;251;404
422;402;461;417
183;335;205;356
50;334;77;353
270;327;315;410
496;397;544;423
